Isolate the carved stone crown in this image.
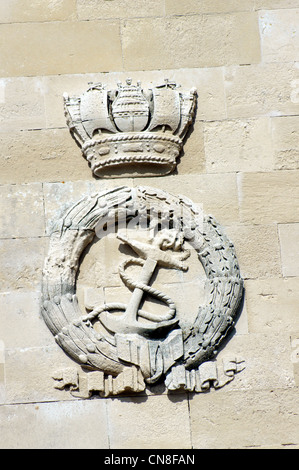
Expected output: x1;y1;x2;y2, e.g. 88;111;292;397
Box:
64;78;197;177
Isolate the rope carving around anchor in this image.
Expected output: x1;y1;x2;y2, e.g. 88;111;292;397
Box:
118;257;176;323
85;257;177;325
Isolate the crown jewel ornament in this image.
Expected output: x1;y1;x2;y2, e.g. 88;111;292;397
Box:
64;79;197;177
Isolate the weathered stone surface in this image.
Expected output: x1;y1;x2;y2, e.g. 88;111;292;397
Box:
291;334;299;386
190;388;299;448
217;330;295;391
238;171;299;224
107;394;192;449
0;400;109;449
0;341;5;404
279;224;299;277
224;63;299;118
255;0;299;8
165;0;255;14
204;118;274;173
177;121;205;174
0;0;76;23
4;345;78;404
0;183;44;238
0;77;46;131
0;290;51;349
77;0;164;20
272;116;299;170
0;21;122;78
133;174;239;224
259;9;299;63
0;129;89;185
245;277;299;333
225;224;281;279
0;238;46;292
122;13;260;70
176;68;227;121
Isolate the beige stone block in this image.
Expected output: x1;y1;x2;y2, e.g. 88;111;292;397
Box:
245;277;299;333
165;0;254;14
257;444;299;449
225;224;281;279
224;63;299;118
4;345;78;404
291;334;299;386
0;183;45;238
190;388;299;448
77;0;164;20
218;330;295;391
259;9;299;63
0;21;122;77
107;394;192;449
0;128;91;184
238;171;299;224
0;0;76;23
174;68;227;121
0;77;46;131
0;291;51;349
177;121;205;175
133;174;239;224
0;400;109;449
279;224;299;277
272;116;299;170
255;1;299;8
104;286;132;306
122;13;260;70
0;237;46;292
204;118;274;173
0;340;5;404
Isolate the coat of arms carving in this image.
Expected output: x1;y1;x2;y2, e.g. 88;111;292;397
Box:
42;186;244;398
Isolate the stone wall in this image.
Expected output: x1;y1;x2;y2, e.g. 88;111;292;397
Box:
0;0;299;449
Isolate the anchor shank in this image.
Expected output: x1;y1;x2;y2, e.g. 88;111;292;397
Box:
124;257;157;323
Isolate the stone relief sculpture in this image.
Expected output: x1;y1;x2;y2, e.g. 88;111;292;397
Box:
63;79;197;177
42;186;245;398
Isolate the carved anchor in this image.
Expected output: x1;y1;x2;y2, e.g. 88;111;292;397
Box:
97;229;190;337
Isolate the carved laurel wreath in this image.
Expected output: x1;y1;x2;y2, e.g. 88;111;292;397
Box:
42;186;243;386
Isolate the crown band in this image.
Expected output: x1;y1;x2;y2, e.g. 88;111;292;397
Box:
83;133;182;177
